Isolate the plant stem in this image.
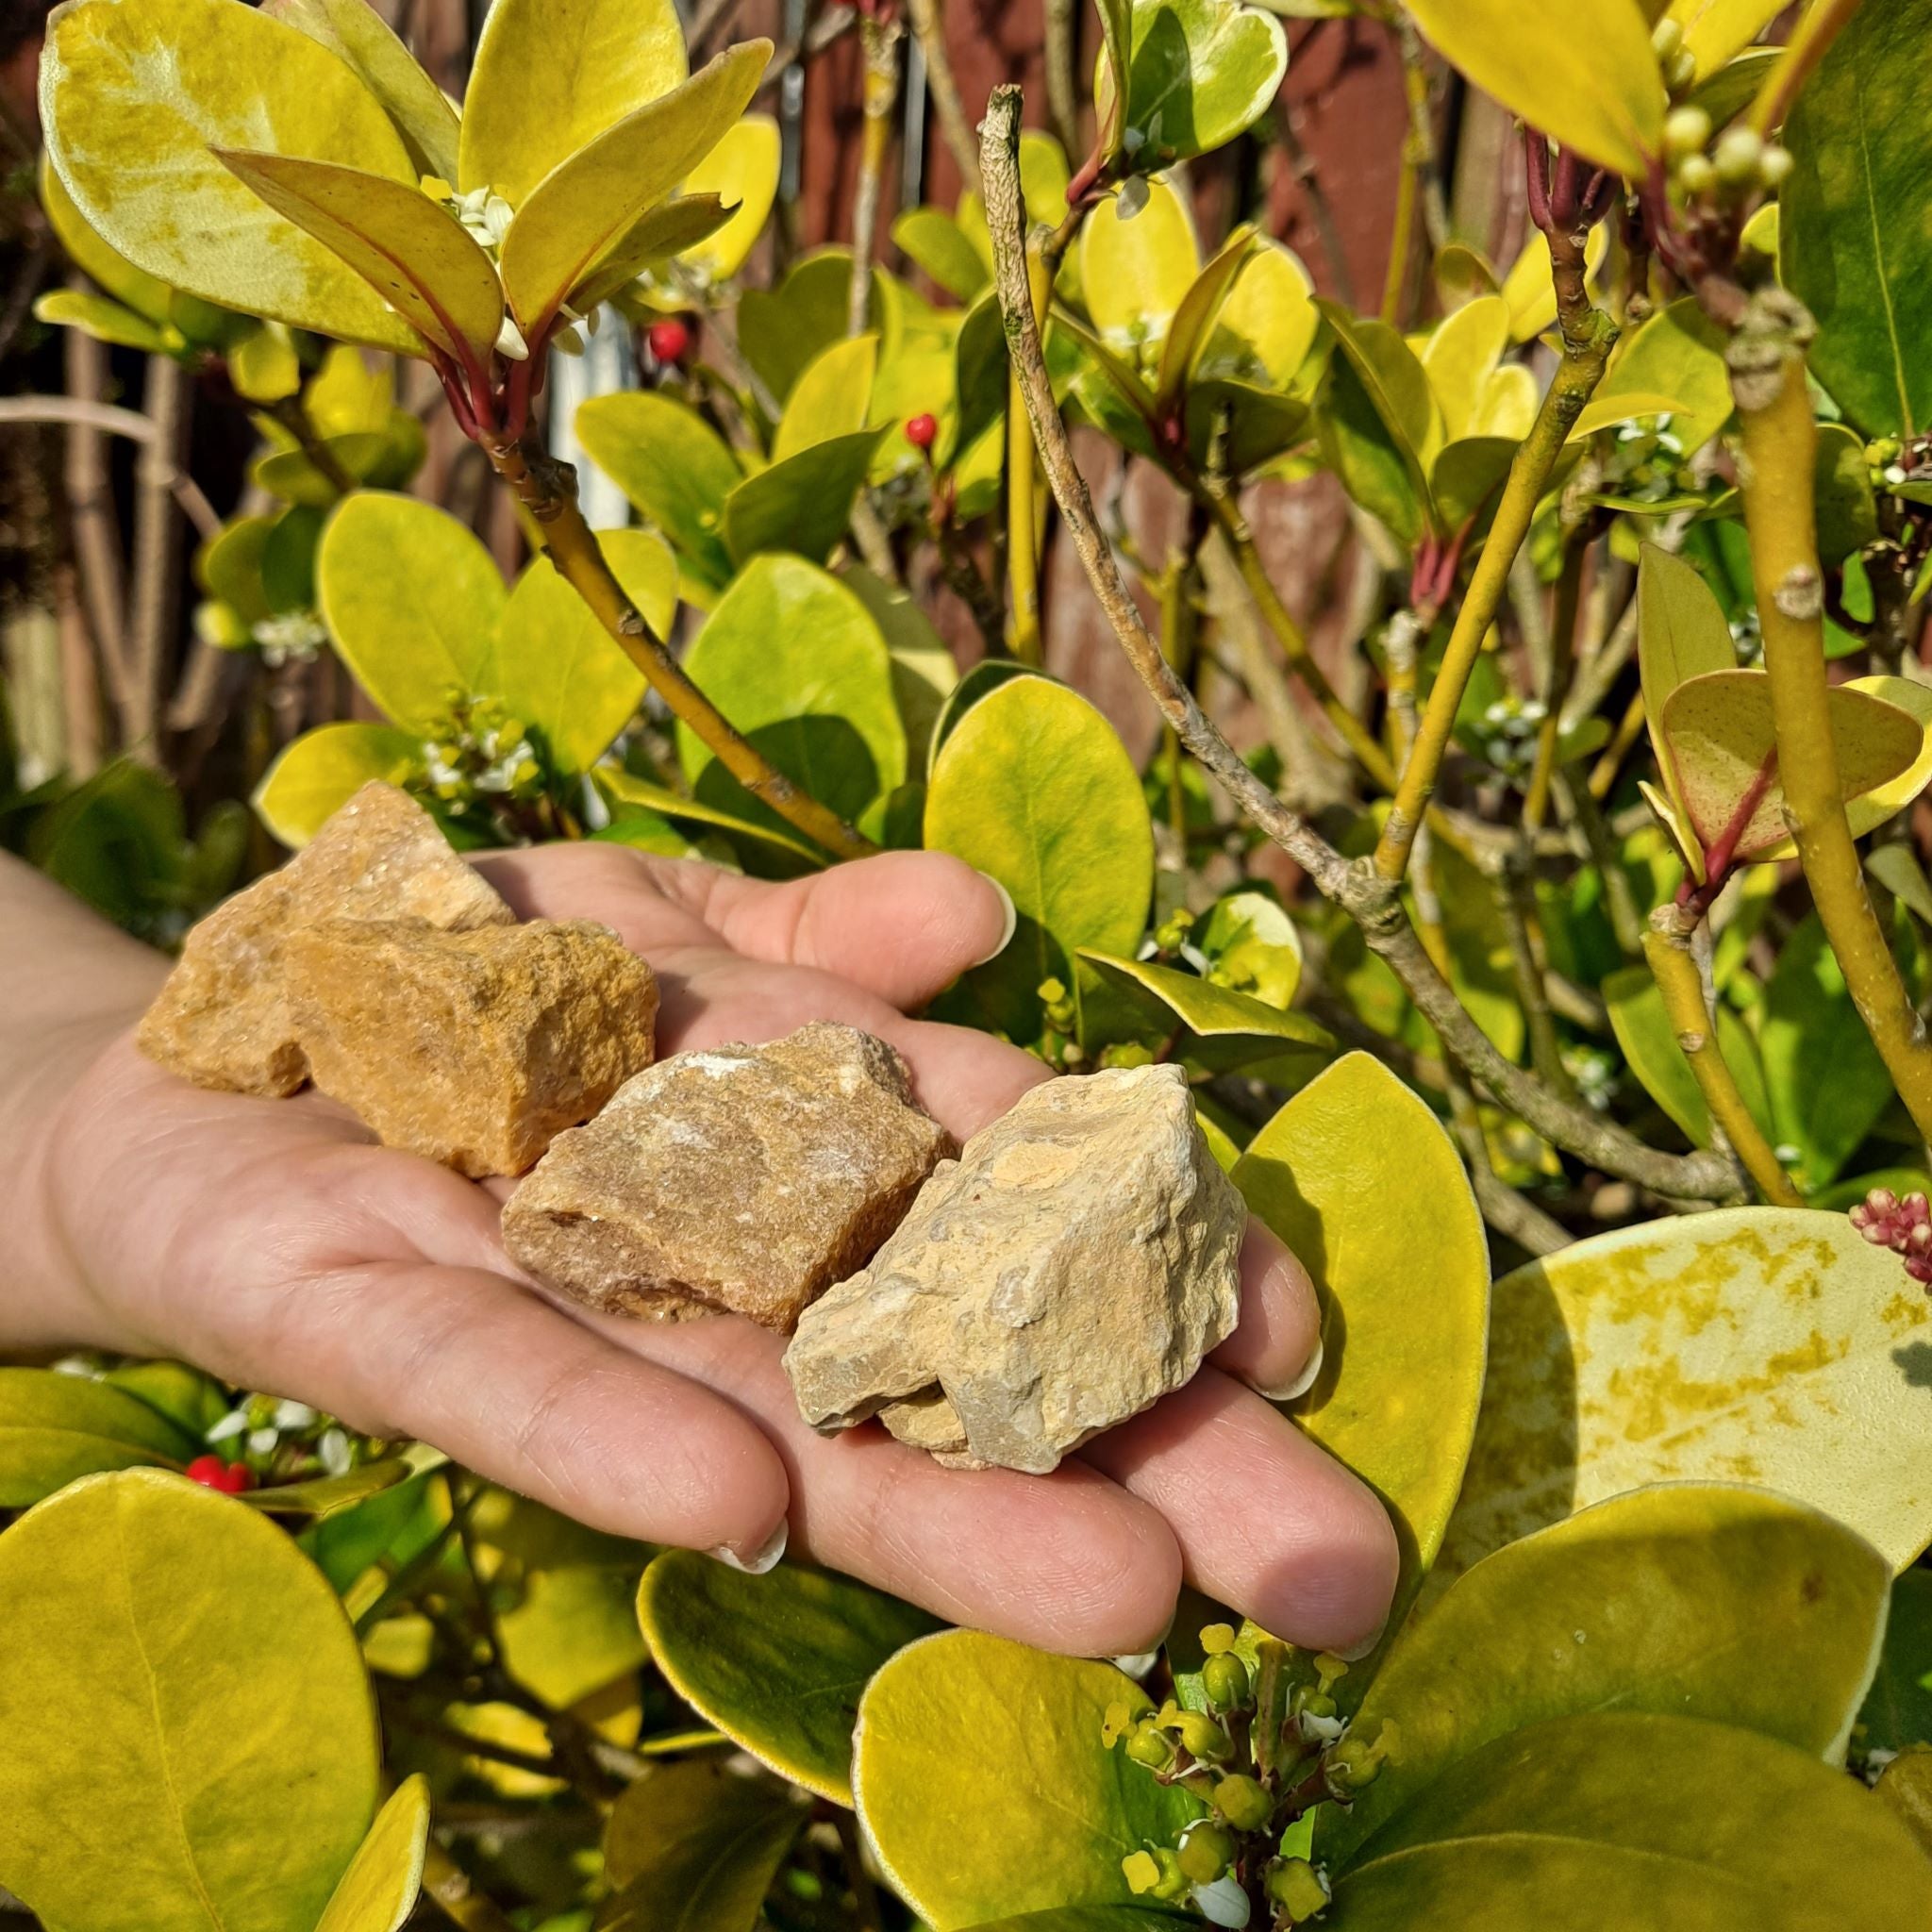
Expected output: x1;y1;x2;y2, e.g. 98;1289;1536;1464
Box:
905;0;981;195
1373;330;1614;882
981;85;1738;1203
125;354;192;759
270;392;358;499
1007;241;1049;663
1042;0;1081;160
483;430;874;858
1727;289;1932;1141
422;1840;521;1932
1645;907;1803;1204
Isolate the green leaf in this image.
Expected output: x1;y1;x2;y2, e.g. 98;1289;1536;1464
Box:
1569;298;1732;450
240;1458;414;1522
1324;1484;1893;1867
852;1631;1200;1928
1318;305;1438;541
576;391;741;602
1667;0;1786;83
266;0;459;182
314;1775;430;1932
483;529;675;775
924;675;1154;1040
893;207;991;301
497;41;768;335
214;150;504;365
677;554;906;838
0;1469;378;1932
926;658;1044;773
675;113;781;284
1202;889;1304;1006
0;1367;197;1505
34;288;184;354
1421;294;1509;441
739;251;874;407
458;0;687;205
1326;1711;1932;1923
1443;1207;1932;1581
254;722;421;847
1602;961;1771;1147
1399;0;1665;181
594;768;826;869
38;149;175;324
1234;1054;1489;1635
774;333;879;461
1079;952;1333;1074
1657;668;1922;864
567;193;734;315
722;428;890;567
1637;542;1735;833
1156;228;1256;411
42;0;421;353
1861;1569;1932;1755
636;1550;938;1804
599;1761;810;1932
317;494;505;732
1078;175;1199;353
1782;0;1932;438
841;564;960;766
1101;0;1290;168
1815;420;1881;563
1759;911;1897;1190
1191;235;1319;391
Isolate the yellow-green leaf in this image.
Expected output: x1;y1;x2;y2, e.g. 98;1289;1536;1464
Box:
0;1469;378;1932
1400;0;1665;180
1658;668;1921;864
213;150;503;365
313;1775;429;1932
1326;1711;1932;1923
1100;0;1290;168
318;492;507;732
1877;1745;1932;1860
722;428;889;568
1442;1208;1932;1581
1422;294;1510;441
458;0;687;205
678;113;781;283
892;207;991;301
1079;175;1199;353
1324;1485;1893;1867
1602;960;1772;1148
1079;951;1333;1075
1861;1569;1932;1756
240;1459;414;1523
37;150;175;324
841;563;960;766
1191;235;1318;390
852;1631;1200;1929
774;333;880;462
1666;0;1786;81
569;192;732;314
594;768;825;869
482;528;674;775
1501;222;1608;342
496;40;767;336
1637;542;1739;831
33;288;183;355
267;0;459;182
1156;226;1255;410
255;722;421;847
1570;298;1733;449
1234;1053;1489;1612
42;0;421;352
637;1550;938;1805
0;1367;197;1506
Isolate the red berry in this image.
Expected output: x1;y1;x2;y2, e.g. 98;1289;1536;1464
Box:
184;1455;254;1494
647;317;691;364
904;412;939;451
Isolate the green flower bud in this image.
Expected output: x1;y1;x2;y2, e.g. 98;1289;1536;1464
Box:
1102;1698;1135;1748
1677;153;1717;197
1292;1689;1337;1723
1759;143;1794;188
1125;1721;1176;1772
1176;1821;1237;1885
1311;1653;1349;1692
1175;1712;1233;1763
1325;1718;1403;1794
1202;1652;1252;1713
1666;44;1697;91
1199;1622;1239;1657
1266;1858;1331;1921
1664;106;1710;158
1868;439;1904;467
1213;1772;1275;1833
1713;125;1764;186
1649;15;1682;59
1037;977;1068;1005
1123;1847;1191;1902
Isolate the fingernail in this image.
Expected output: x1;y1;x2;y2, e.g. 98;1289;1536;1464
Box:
1256;1335;1324;1406
973;873;1018;965
1108;1607;1176;1677
1333;1610;1390;1665
708;1516;788;1575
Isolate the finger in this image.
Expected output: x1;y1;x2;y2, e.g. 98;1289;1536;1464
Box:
1209;1224;1324;1401
1078;1368;1399;1655
470;844;719;954
600;1310;1187;1657
288;1257;792;1565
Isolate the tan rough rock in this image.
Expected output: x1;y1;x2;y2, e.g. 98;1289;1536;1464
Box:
283;918;657;1177
784;1064;1245;1474
137;782;511;1094
502;1023;955;1330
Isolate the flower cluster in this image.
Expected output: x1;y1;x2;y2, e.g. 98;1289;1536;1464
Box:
418;692;546;812
1850;1187;1932;1287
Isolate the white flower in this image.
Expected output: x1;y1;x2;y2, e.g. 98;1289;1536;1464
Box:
1191;1874;1251;1927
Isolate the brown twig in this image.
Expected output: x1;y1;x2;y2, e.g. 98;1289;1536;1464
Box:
124;356;192;759
904;0;980;196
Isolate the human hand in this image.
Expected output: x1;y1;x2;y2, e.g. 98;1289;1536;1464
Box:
20;844;1396;1658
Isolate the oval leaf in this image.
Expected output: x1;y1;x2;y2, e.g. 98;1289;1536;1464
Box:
254;722;421;847
678;113;782;283
0;1469;379;1932
1079;175;1199;351
0;1366;197;1506
1861;1568;1932;1757
314;1775;430;1932
1079;952;1333;1075
852;1630;1199;1929
637;1549;939;1804
722;428;891;568
774;333;880;462
1442;1208;1932;1580
1105;0;1289;167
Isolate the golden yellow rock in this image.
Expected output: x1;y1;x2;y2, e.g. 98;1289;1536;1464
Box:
284;918;658;1177
502;1024;955;1330
137;782;511;1094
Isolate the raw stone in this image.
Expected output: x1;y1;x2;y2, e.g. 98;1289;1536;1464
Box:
137;782;511;1094
784;1063;1245;1474
501;1023;955;1330
284;917;658;1178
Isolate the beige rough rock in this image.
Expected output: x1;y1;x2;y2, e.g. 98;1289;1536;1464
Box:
502;1023;955;1330
284;918;657;1177
784;1064;1245;1474
137;782;511;1094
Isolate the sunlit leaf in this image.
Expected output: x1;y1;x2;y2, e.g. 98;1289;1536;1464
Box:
1155;227;1255;411
571;193;733;313
1080;952;1332;1075
33;288;183;354
1602;961;1771;1147
594;768;825;868
1442;1208;1932;1580
0;1470;378;1932
852;1631;1199;1928
1422;294;1510;441
240;1458;414;1523
740;250;876;407
313;1775;429;1932
841;564;960;766
677;113;781;282
636;1550;938;1804
42;0;421;352
774;333;879;461
722;428;888;567
1501;223;1607;343
37;151;175;324
1078;175;1199;353
1191;235;1318;391
1666;0;1786;82
0;1367;196;1506
255;723;421;847
1098;0;1290;168
893;207;991;301
1569;299;1732;449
